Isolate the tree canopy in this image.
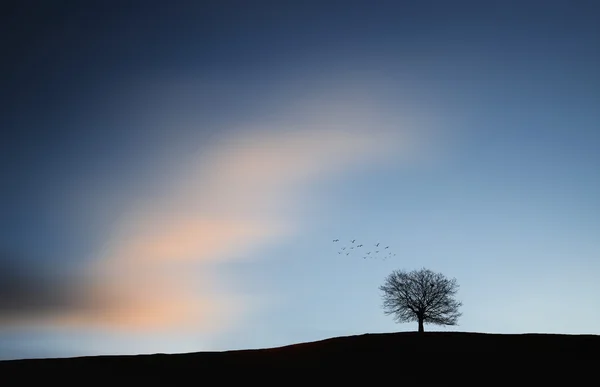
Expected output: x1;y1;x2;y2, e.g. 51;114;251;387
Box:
379;267;462;333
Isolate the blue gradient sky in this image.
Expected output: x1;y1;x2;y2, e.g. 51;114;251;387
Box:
1;0;599;360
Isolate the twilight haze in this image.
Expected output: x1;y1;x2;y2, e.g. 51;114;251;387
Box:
1;1;599;360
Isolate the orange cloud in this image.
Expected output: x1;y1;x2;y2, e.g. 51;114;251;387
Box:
43;91;425;334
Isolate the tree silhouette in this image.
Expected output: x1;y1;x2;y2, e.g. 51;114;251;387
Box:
379;267;462;333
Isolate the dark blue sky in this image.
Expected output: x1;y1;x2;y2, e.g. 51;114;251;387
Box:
1;0;599;360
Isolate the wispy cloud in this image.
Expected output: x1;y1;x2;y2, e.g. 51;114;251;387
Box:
4;85;431;334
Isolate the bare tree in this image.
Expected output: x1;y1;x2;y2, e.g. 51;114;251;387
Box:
379;267;462;333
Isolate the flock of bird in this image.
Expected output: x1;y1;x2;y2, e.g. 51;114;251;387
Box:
332;238;396;260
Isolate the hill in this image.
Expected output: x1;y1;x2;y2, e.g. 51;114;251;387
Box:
1;331;598;381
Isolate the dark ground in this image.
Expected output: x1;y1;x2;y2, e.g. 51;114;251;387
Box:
1;331;598;382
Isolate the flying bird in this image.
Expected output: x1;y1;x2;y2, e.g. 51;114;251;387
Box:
375;243;380;247
351;239;356;243
333;239;339;242
385;246;389;249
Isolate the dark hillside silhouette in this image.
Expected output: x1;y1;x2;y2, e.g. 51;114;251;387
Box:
1;331;599;381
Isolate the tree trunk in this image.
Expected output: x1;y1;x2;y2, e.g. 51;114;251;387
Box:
418;318;424;333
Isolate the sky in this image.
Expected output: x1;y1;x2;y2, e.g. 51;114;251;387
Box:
1;0;599;360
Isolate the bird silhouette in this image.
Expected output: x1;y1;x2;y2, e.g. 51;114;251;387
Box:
331;238;398;260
